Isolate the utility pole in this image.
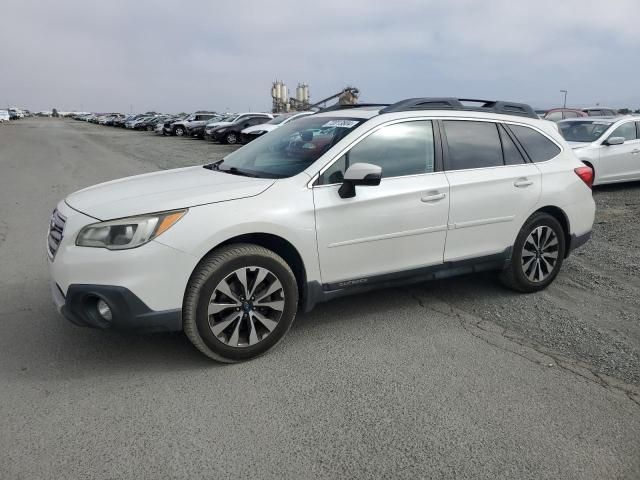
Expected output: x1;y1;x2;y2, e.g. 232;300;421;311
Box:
560;90;567;108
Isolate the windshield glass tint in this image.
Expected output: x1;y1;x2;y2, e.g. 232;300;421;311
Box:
217;116;364;178
559;120;613;142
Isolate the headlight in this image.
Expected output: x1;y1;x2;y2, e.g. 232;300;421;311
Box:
76;210;187;250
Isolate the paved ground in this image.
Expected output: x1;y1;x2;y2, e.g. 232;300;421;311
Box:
1;118;639;479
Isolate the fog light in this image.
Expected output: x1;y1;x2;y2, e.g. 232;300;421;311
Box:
96;299;113;321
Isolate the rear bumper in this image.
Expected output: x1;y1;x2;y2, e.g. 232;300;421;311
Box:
53;283;182;332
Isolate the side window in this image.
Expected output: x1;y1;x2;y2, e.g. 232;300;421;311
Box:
443;120;503;170
609;122;637;141
587;110;602;116
563;111;578;119
508;125;561;162
498;125;526;165
546;111;563;121
637;122;640;139
318;121;435;184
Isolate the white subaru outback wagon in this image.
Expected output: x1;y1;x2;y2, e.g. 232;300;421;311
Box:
48;98;595;362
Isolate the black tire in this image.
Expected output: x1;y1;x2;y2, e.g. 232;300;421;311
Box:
147;125;153;131
174;126;185;137
225;132;238;145
183;244;299;362
500;212;566;293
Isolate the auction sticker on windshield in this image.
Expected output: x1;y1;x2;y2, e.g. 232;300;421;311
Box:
322;120;359;128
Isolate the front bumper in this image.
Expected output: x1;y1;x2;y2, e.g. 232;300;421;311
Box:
53;283;182;332
241;132;264;144
48;201;198;330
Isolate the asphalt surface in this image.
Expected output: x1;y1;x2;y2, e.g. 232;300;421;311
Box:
1;118;639;479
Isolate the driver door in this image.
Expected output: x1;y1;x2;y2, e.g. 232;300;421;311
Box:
312;120;450;286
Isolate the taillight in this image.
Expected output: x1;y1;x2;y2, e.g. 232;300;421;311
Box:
574;166;594;189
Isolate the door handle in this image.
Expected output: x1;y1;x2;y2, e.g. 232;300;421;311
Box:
514;179;533;188
421;192;446;202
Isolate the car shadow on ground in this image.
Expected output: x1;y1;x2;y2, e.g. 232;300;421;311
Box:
593;180;640;193
6;272;512;379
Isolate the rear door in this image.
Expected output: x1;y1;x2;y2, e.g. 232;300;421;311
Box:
441;120;542;262
598;121;640;182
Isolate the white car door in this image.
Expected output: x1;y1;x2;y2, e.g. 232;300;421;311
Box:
313;120;450;286
598;121;640;182
442;120;544;262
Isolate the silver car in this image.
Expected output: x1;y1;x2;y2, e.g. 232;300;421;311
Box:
558;116;640;185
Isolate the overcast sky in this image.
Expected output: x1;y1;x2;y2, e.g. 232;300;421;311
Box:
2;0;639;113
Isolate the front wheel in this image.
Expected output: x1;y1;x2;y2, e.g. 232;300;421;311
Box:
183;244;299;362
500;212;566;293
225;132;238;144
174;126;185;136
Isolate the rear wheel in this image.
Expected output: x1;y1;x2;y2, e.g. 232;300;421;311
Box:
500;212;566;292
183;244;298;362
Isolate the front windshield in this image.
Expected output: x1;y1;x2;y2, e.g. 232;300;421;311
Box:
559;120;613;142
213;116;365;178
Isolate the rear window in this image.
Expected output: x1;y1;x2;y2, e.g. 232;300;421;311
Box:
508;125;561;162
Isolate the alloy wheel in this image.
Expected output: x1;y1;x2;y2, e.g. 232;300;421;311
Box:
207;266;285;347
521;226;559;282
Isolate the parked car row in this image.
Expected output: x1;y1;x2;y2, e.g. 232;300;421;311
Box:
538;106;620;122
69;104;640;187
0;108;32;121
72;110;317;145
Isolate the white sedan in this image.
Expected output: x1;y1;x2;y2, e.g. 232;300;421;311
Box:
241;111;314;142
559;116;640;185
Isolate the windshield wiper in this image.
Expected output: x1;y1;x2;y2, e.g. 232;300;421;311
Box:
219;166;261;178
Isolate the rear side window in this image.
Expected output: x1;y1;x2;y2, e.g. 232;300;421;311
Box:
443;120;503;170
508;125;561;162
498;125;526;165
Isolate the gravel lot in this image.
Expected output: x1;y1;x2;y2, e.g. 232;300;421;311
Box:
1;118;639;479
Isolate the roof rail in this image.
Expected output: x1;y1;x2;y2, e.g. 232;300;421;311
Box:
379;98;538;119
316;103;391;113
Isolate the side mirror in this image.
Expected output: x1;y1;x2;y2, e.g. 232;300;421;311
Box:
605;136;625;146
338;163;382;199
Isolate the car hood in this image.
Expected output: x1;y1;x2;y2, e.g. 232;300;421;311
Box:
65;166;276;220
567;141;594;150
242;124;277;134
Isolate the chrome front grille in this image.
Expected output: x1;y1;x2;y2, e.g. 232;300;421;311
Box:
47;209;66;260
